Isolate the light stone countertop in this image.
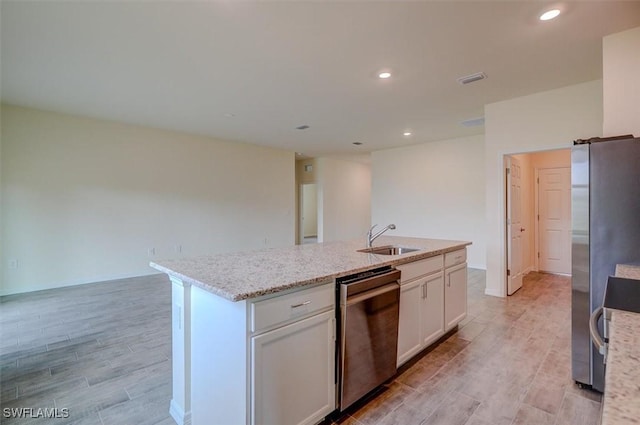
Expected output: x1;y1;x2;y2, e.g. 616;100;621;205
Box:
615;263;640;280
150;236;471;301
601;309;640;425
601;266;640;425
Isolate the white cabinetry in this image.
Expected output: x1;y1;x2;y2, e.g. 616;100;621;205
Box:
251;288;335;425
189;281;335;425
444;249;468;330
423;272;446;345
396;248;468;367
396;256;445;366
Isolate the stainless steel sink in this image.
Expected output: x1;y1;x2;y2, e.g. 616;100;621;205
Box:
357;245;420;255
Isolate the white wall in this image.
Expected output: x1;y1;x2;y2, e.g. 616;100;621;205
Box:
1;105;295;295
371;135;486;269
316;157;371;243
484;80;603;297
603;26;640;137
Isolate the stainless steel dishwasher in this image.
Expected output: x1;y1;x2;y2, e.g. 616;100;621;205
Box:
336;266;401;411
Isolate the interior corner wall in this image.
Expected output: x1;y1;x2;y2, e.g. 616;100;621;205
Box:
484;80;603;297
0;105;295;295
603;26;640;137
316;157;371;243
371;135;486;269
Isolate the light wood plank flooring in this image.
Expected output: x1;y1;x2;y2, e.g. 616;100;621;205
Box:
1;270;601;425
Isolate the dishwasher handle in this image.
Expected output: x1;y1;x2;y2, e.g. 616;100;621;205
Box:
589;306;606;356
345;282;399;306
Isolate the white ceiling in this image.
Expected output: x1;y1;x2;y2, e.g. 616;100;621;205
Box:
2;1;640;157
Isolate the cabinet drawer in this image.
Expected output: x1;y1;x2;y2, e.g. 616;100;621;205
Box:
396;255;443;283
251;282;334;333
444;249;467;268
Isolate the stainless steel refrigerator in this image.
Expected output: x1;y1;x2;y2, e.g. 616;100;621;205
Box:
571;135;640;392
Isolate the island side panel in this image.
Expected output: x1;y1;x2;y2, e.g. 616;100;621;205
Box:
170;276;192;425
191;285;249;425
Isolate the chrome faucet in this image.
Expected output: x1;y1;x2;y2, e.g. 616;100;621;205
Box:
367;224;396;248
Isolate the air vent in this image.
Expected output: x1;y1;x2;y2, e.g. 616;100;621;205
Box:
461;117;485;127
296;125;310;130
457;72;487;85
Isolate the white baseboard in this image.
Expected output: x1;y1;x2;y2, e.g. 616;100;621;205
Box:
484;287;505;298
170;399;192;425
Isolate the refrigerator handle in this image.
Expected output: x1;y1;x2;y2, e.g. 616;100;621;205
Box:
589;306;606;356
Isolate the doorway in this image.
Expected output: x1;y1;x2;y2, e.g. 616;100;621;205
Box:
504;149;571;295
300;183;318;244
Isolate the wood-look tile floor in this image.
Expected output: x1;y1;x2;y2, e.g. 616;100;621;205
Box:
0;270;601;425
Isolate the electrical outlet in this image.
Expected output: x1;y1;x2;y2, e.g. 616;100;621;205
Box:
8;259;18;269
148;248;156;256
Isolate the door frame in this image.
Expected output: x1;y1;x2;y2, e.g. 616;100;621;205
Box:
497;147;571;298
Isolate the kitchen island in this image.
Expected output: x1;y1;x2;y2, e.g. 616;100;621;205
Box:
601;264;640;425
150;236;471;425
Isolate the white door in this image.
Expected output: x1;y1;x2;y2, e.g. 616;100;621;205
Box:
538;168;571;274
506;156;524;295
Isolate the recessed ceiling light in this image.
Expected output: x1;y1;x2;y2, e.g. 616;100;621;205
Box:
403;132;412;137
223;113;235;118
539;9;561;21
353;142;363;146
378;72;391;79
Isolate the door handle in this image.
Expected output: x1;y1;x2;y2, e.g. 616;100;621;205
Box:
291;300;311;309
589;306;606;356
520;227;526;232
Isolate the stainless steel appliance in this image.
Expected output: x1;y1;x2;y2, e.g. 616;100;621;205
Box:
336;266;400;411
589;276;640;367
571;135;640;392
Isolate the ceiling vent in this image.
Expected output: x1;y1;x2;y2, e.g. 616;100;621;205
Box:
461;117;485;127
457;72;487;85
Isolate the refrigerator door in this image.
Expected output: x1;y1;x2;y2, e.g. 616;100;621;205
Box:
571;144;590;386
588;137;640;391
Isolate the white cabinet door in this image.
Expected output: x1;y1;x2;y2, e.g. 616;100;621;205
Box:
444;263;467;330
421;272;444;347
397;278;423;366
251;310;335;425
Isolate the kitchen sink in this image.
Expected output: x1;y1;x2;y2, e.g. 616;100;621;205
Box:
357;245;420;255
